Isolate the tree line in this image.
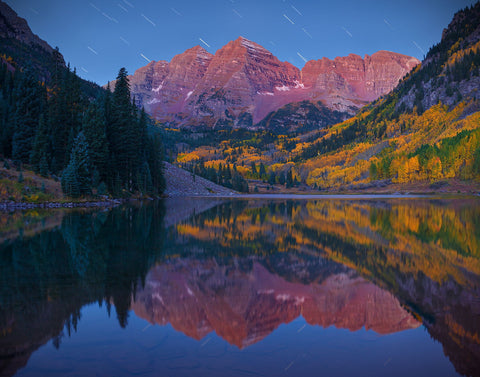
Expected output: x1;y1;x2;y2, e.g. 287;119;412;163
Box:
0;60;164;197
181;160;250;193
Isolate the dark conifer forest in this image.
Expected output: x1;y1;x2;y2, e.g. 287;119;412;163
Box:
0;57;165;198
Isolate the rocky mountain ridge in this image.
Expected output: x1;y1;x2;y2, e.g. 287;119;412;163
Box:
108;37;419;129
0;1;53;53
132;260;419;348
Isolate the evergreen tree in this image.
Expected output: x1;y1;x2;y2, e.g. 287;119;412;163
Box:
50;64;72;171
62;132;91;197
109;68;138;192
251;161;257;176
145;133;165;195
39;155;49;177
268;171;276;185
30;113;50;172
61;162;79;197
82;102;109;181
12;67;45;163
137;161;153;194
259;162;266;179
0;65;15;157
286;170;293;188
232;171;249;192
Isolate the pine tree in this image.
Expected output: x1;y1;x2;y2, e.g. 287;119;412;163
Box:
50;64;71;171
65;67;83;137
251;161;257;176
259;162;266;178
137;161;153;194
0;64;15;157
30;114;50;172
286;170;293;188
109;68;138;192
268;171;276;185
61;162;79;197
39;155;49;177
62;132;91;197
12;67;45;163
145;133;165;195
82;102;109;181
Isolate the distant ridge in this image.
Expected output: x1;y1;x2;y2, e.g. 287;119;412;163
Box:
107;37;419;130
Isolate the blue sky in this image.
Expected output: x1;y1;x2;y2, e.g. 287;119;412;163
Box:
5;0;476;85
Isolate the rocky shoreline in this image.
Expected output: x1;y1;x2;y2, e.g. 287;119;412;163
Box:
0;199;123;211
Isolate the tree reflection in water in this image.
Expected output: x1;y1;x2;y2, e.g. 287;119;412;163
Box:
0;198;479;377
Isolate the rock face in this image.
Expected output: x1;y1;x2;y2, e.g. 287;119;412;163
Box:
397;2;480;113
0;1;65;82
256;100;350;133
0;1;53;53
163;162;237;197
301;51;420;112
132;261;419;348
111;37;419;128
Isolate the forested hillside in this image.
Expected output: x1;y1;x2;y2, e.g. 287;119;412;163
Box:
170;3;480;192
0;1;164;199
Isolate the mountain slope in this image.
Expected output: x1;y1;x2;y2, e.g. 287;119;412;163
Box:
0;0;63;82
171;2;480;192
257;100;350;133
292;2;480;189
0;1;103;98
163;162;237;197
0;1;166;198
0;1;52;52
108;37;418;130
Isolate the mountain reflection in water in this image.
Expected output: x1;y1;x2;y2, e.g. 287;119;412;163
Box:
0;198;479;377
133;260;419;348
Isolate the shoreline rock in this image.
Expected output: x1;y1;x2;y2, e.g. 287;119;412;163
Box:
0;199;122;211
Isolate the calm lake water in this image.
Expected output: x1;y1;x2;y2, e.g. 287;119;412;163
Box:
1;197;479;377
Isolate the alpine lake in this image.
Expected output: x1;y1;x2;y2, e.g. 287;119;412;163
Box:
1;196;479;377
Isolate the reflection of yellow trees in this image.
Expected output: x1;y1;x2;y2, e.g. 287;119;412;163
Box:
303;201;480;285
0;209;68;243
175;200;480;287
444;313;480;346
173;199;480;359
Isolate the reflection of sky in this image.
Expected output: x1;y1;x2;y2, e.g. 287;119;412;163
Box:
5;0;476;85
18;304;458;377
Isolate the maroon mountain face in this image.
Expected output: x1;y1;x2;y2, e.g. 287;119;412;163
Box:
111;37;419;128
301;51;420;110
132;261;419;348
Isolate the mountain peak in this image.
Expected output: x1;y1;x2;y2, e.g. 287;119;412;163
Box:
110;37;419;128
183;45;213;58
231;36;268;52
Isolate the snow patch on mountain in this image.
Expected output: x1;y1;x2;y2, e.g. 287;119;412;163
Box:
148;98;161;105
152;83;163;93
275;85;290;92
294;80;305;89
